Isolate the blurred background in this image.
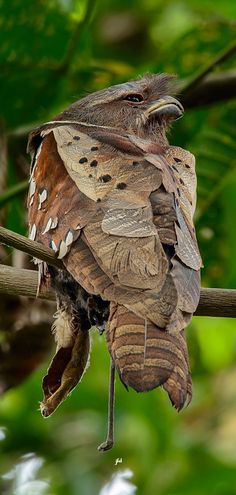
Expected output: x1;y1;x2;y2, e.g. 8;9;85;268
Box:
0;0;236;494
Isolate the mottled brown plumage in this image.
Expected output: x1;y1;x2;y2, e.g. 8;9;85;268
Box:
27;73;202;420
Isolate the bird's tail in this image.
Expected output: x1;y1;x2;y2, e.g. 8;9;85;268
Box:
106;302;192;410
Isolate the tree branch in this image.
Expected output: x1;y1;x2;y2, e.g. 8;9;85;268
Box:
196;288;236;318
1;227;236;318
182;70;236;108
0;264;235;318
181;40;236;96
0;226;63;269
0;265;55;300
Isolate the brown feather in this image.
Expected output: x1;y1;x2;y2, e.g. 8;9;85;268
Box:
27;73;201;415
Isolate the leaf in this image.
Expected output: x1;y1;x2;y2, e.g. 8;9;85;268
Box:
40;327;90;417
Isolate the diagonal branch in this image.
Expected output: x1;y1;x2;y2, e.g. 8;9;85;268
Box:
181;70;236;108
181;40;236;96
0;226;63;269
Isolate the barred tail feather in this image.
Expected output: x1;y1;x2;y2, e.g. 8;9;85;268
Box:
106;303;192;410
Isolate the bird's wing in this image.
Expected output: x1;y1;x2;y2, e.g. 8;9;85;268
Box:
27;127;100;416
149;145;201;331
28;123;201;329
28;130;97;258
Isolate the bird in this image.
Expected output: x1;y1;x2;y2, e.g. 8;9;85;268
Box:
27;73;202;447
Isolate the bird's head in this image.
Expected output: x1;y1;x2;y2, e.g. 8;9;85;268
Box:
57;73;183;144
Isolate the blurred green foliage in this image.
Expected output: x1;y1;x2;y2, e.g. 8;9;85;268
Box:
0;0;236;494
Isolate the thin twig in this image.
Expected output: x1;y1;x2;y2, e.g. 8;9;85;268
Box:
98;360;116;451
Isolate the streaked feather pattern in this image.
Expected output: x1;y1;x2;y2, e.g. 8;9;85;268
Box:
27;73;201;416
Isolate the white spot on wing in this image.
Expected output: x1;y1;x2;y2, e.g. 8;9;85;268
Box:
38;188;48;210
37;261;48;297
42;217;58;235
50;240;58;252
30;142;43;179
51;217;58;229
29;178;36;198
57;240;68;259
42;218;52;235
29;224;37;241
65;230;73;247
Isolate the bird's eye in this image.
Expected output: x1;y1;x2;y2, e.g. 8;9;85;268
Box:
124;94;144;103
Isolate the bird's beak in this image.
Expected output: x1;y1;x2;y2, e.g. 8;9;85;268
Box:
146;96;184;120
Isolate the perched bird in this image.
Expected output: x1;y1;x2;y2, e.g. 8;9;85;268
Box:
27;74;202;447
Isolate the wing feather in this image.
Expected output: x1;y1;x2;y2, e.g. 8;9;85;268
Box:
28;122;201;334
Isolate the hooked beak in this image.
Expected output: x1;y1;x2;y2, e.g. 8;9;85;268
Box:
146;96;184;120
